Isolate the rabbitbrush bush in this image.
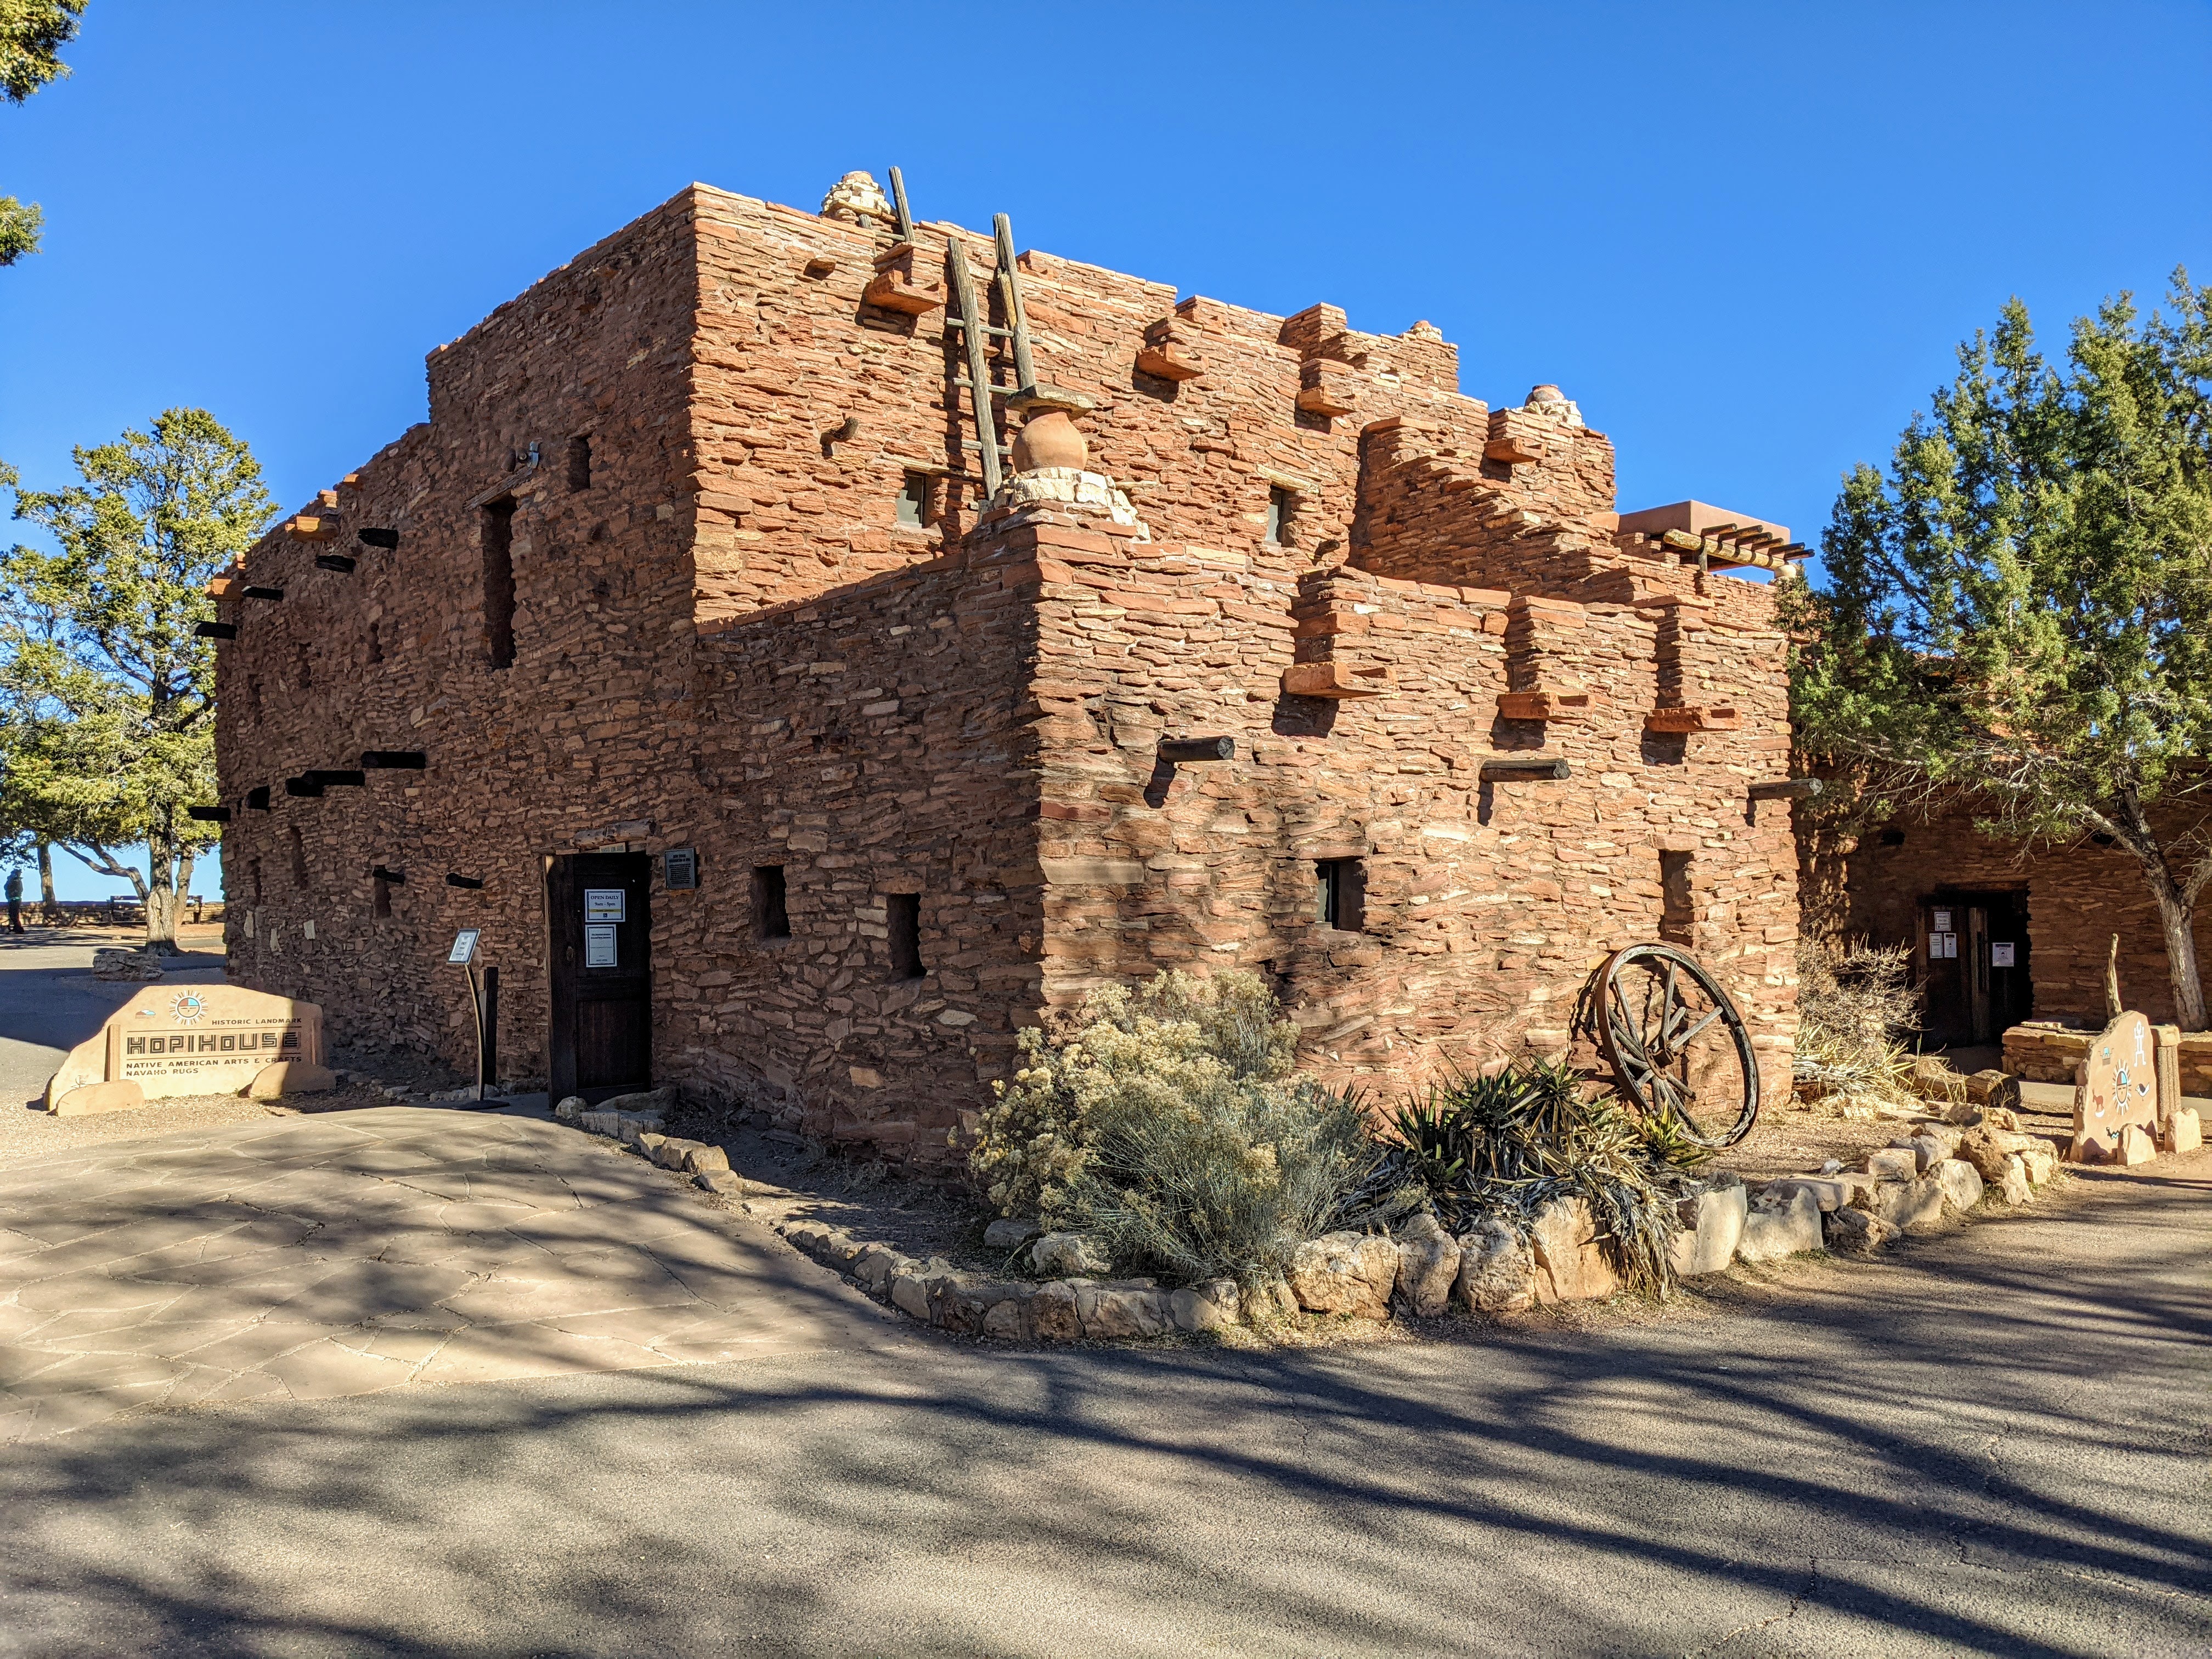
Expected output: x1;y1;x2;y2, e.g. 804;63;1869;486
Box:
1792;937;1922;1105
964;971;1391;1295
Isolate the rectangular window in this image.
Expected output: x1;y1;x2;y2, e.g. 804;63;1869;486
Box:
372;873;392;918
887;891;924;979
896;471;929;527
482;497;516;669
567;436;592;492
752;865;790;940
1314;858;1364;932
1265;486;1294;547
1660;850;1695;945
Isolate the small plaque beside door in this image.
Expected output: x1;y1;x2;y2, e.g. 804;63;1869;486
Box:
1991;941;2017;968
584;888;626;923
1932;909;1954;934
664;847;698;890
584;924;618;968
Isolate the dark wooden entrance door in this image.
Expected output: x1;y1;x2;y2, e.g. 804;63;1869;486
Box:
1920;891;2029;1047
546;853;652;1102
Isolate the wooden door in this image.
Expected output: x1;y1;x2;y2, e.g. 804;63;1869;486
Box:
546;853;652;1102
1921;891;2029;1047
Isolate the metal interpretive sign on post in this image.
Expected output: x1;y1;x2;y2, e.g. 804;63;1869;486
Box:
448;929;480;964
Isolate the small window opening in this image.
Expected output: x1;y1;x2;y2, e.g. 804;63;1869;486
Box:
482;497;516;669
372;873;392;918
896;470;930;528
1314;858;1364;932
887;892;924;979
752;865;791;940
1878;828;1906;848
1659;850;1695;945
567;436;592;492
246;786;270;811
250;857;263;904
366;620;382;664
1265;486;1295;547
288;826;309;890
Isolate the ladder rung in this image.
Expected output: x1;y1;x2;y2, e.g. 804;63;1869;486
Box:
952;380;1016;396
943;318;1015;337
958;439;1013;453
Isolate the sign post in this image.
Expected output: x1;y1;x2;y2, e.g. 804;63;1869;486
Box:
448;930;493;1104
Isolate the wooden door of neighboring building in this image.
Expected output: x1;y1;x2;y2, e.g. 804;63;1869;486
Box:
546;853;652;1102
1920;890;2029;1047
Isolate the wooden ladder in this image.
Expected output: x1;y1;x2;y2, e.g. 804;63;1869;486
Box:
888;166;1038;497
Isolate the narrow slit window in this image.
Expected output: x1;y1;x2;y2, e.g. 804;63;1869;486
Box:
896;471;929;527
887;892;924;979
567;436;592;492
482;497;516;669
1659;850;1695;945
372;873;392;918
1314;858;1364;932
289;826;309;890
752;865;790;940
1265;486;1294;547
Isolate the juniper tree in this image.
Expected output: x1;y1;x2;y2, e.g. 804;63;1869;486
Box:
0;410;275;950
1;0;87;266
1787;273;2212;1028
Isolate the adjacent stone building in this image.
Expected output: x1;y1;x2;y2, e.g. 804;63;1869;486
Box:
209;172;1806;1164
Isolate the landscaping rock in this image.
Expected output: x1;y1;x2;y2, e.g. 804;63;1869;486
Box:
2161;1107;2202;1155
1528;1197;1620;1302
1909;1054;1968;1104
2018;1140;2057;1184
91;947;163;982
1737;1188;1825;1262
616;1114;665;1145
1889;1133;1950;1174
1289;1232;1397;1318
1763;1172;1872;1213
983;1217;1042;1252
1827;1206;1895;1255
981;1292;1034;1340
695;1169;744;1196
2113;1122;2157;1165
1668;1182;1747;1276
599;1086;679;1115
1989;1154;2034;1206
853;1246;904;1295
1030;1232;1110;1278
1865;1147;1919;1182
1170;1279;1239;1333
1865;1174;1946;1233
1079;1284;1171;1339
683;1143;730;1175
246;1061;338;1099
1965;1069;2021;1111
650;1137;704;1171
1030;1279;1082;1341
890;1272;934;1321
1454;1220;1536;1314
1931;1156;1985;1214
1392;1211;1463;1318
552;1096;586;1121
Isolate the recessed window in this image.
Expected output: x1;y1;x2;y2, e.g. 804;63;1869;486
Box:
567;436;592;492
1879;828;1906;848
1265;486;1295;548
1660;850;1695;945
888;892;924;979
372;873;392;918
753;865;790;940
366;620;382;664
246;786;270;811
1314;859;1364;932
482;497;516;670
289;826;309;890
896;471;930;527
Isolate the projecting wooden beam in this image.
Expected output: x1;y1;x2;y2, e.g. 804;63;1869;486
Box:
360;751;427;769
306;769;366;788
186;805;232;823
1748;777;1824;800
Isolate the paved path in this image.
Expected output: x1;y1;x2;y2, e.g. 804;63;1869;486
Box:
0;1108;899;1440
0;1120;2203;1655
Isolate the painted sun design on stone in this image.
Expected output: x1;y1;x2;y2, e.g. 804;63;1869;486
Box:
168;991;207;1026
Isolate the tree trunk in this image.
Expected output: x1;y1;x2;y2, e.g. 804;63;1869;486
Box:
2144;871;2208;1031
144;806;182;955
35;838;57;924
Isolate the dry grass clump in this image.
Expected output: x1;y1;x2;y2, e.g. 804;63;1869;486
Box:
962;971;1394;1297
1793;938;1922;1105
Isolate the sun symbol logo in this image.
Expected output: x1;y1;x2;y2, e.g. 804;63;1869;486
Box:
168;991;207;1026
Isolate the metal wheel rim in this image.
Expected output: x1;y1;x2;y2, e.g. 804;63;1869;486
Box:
1594;941;1760;1148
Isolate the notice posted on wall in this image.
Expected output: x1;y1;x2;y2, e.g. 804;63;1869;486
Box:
1932;932;1958;959
1933;909;1954;934
584;888;626;923
585;924;618;968
1991;942;2017;967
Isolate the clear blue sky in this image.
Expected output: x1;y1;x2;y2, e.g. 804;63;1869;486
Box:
3;1;2208;899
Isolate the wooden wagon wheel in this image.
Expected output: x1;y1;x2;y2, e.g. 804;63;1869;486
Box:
1593;942;1762;1148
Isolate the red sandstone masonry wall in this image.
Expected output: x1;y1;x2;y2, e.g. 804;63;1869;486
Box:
998;510;1800;1107
215;189;714;1081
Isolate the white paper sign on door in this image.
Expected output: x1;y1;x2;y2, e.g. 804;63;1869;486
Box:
584;888;626;923
1991;941;2016;967
584;924;618;967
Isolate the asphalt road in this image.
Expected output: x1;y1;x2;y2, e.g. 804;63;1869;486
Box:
0;1154;2204;1657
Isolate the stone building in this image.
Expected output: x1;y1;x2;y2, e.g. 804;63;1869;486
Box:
207;172;1806;1164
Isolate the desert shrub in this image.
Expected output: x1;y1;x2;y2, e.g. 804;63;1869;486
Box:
1387;1060;1696;1296
962;970;1394;1295
1794;938;1921;1103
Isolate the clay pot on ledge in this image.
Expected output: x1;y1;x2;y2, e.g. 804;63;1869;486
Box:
1011;409;1087;473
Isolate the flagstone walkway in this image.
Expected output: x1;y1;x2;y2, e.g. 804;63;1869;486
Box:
0;1107;900;1441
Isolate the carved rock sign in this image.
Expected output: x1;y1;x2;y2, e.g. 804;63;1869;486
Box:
44;984;326;1115
2070;1011;2159;1164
